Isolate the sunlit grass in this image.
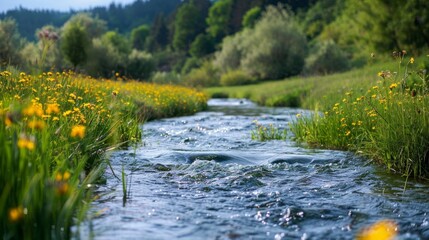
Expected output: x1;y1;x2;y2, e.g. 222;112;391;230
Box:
0;69;207;238
291;55;429;179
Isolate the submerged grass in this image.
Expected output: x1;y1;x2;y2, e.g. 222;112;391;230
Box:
0;70;207;238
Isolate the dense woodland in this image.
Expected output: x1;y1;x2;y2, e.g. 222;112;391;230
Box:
0;0;428;86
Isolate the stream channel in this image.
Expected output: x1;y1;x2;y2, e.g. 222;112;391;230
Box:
80;98;429;240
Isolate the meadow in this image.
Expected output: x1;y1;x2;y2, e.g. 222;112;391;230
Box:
208;54;429;180
0;69;207;239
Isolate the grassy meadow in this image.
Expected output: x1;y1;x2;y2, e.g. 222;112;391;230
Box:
207;55;429;180
0;69;207;239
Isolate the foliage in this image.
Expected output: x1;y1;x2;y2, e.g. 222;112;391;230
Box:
184;61;220;87
0;18;23;67
62;13;107;40
151;71;182;85
130;24;150;50
172;0;208;51
304;40;350;75
220;69;255;86
291;55;429;179
251;121;287;141
61;23;89;68
206;0;233;41
215;5;307;80
242;6;262;28
0;69;207;238
189;34;215;58
126;49;154;80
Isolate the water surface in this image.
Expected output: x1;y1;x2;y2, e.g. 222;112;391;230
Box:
80;99;429;239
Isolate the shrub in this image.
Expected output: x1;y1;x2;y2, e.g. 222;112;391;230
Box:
304;40;350;75
183;61;219;87
220;69;255;86
126;49;154;80
151;71;182;85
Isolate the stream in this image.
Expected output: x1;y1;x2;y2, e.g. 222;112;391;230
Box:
79;98;429;240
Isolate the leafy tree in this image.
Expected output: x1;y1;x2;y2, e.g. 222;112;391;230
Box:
173;0;209;51
145;14;169;51
215;5;307;80
206;0;233;41
131;24;150;50
242;6;262;28
101;31;131;55
61;23;89;68
0;18;23;66
63;13;107;39
304;40;349;75
189;34;215;58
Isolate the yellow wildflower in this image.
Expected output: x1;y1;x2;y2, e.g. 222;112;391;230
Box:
27;120;45;130
389;83;398;90
17;135;35;151
9;207;24;222
46;103;60;114
70;125;86;138
410;57;414;64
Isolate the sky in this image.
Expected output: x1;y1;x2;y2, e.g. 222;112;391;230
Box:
0;0;137;13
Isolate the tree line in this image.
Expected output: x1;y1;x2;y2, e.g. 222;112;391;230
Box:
1;0;428;86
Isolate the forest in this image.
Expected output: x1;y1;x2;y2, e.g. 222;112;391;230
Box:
0;0;428;86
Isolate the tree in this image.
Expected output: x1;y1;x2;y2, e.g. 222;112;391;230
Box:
215;5;307;80
189;34;215;58
242;6;262;28
0;18;23;66
63;13;107;39
206;0;233;41
131;24;150;50
145;14;169;51
61;23;89;68
173;0;208;51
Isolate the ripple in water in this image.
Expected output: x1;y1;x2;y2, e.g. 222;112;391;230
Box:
78;99;429;240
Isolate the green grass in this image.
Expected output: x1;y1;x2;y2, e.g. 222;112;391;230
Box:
205;59;397;109
0;69;207;239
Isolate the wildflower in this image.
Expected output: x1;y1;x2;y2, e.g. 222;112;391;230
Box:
27;120;45;130
46;103;60;114
63;110;72;117
17;135;36;151
410;57;414;64
345;130;351;136
23;105;44;117
9;207;24;222
70;125;86;138
389;83;398;90
296;113;302;118
53;117;60;121
356;219;397;240
112;90;119;96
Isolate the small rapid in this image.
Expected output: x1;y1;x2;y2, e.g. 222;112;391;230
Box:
79;99;429;240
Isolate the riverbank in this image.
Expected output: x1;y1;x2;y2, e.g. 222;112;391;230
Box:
0;69;207;238
206;55;429;179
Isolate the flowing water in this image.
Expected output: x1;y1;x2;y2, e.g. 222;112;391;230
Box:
80;99;429;240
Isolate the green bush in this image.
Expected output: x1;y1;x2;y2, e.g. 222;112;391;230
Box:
126;49;154;80
220;69;255;86
183;61;219;87
151;71;182;85
304;40;350;75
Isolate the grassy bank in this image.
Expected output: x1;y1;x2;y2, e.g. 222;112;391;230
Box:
0;70;207;239
207;55;429;179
